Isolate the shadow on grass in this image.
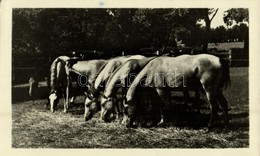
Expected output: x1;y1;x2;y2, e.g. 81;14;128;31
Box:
69;103;85;115
144;101;249;130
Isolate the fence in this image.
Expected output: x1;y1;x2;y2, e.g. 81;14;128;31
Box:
12;57;50;84
212;48;248;67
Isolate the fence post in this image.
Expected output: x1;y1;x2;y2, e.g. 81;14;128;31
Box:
228;49;232;66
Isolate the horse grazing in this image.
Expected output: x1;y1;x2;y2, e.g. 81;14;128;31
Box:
100;57;156;122
83;55;146;121
48;56;70;113
110;54;230;129
66;59;108;121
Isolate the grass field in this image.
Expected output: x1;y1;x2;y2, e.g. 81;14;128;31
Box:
12;67;249;148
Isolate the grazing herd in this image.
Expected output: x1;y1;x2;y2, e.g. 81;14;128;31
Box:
35;53;230;130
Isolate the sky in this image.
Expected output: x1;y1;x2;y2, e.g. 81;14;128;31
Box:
198;8;230;28
210;8;229;28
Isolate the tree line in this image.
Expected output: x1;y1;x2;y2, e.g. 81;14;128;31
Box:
12;8;248;58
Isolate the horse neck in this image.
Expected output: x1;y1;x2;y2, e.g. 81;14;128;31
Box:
138;57;154;68
103;69;121;98
94;60;116;90
82;60;105;89
126;58;154;102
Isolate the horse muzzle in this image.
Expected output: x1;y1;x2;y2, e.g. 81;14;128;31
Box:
84;110;94;121
102;109;114;122
122;115;138;128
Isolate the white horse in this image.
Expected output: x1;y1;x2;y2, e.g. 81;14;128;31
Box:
48;56;70;113
100;57;156;122
84;55;146;121
103;54;231;129
66;59;108;119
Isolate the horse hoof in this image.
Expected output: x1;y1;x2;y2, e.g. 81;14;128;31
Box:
125;120;138;128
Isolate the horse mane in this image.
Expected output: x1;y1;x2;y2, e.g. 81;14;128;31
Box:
103;60;131;97
104;56;157;98
81;59;109;96
90;60;109;86
94;57;123;90
105;60;129;88
97;60;109;76
125;57;157;103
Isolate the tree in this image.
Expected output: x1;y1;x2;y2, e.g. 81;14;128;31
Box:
211;26;227;42
13;8;213;57
223;8;248;26
133;9;201;52
12;9;43;55
195;8;219;52
223;8;249;51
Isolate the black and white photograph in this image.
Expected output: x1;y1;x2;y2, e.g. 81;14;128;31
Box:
0;0;259;155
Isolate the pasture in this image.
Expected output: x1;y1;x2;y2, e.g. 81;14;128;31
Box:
12;67;249;148
208;42;244;51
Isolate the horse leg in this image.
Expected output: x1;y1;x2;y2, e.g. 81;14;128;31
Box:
217;91;229;126
70;83;80;104
63;91;68;113
61;84;69;113
205;91;218;130
195;89;201;113
64;76;71;113
182;90;190;110
100;107;105;120
156;88;171;126
64;86;69;113
113;97;119;119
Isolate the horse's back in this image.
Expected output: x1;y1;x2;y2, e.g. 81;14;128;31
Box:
192;54;221;69
94;55;144;89
132;54;221;88
107;57;150;86
151;54;221;70
71;59;107;74
58;56;70;62
127;55;146;60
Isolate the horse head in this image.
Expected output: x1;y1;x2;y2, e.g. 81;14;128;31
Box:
121;100;138;128
83;92;100;121
100;96;116;122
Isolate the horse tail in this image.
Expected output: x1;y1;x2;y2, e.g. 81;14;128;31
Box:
49;57;65;94
219;58;231;90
